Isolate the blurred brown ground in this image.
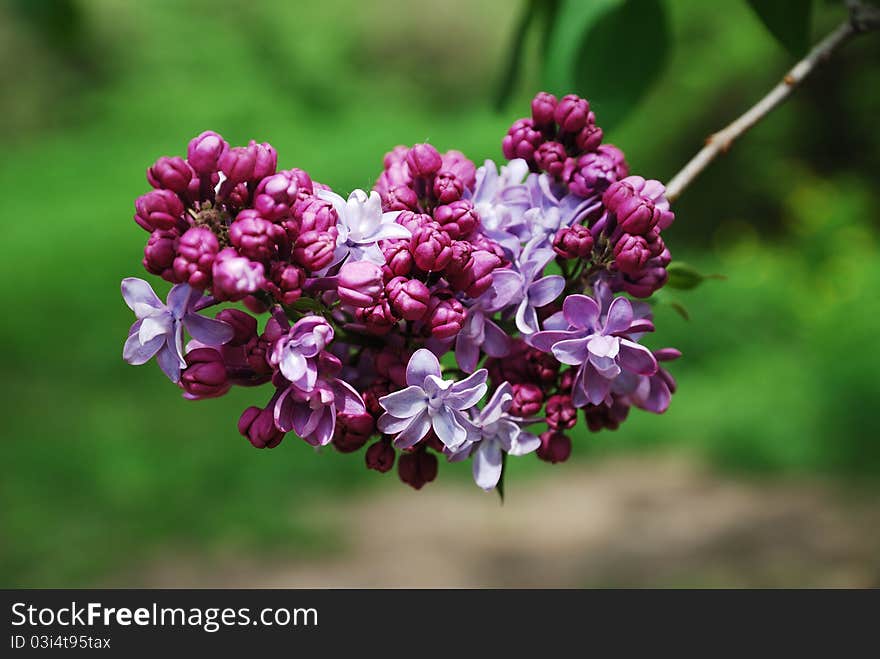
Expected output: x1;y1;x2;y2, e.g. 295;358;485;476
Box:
119;455;880;588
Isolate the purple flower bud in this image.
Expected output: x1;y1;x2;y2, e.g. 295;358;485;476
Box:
332;412;375;453
526;347;559;384
545;394;577;430
502;118;543;162
292;229;337;272
187;131;229;176
426;294;464;339
531;91;558;129
441;150;476;190
432;171;464;204
583;399;630;432
537;430;571;463
603;176;673;235
510;383;544;417
365;439;395;473
215;309;258;346
265;262;305;305
406;143;442;178
239;403;285;449
386;276;430;321
253;169;313;221
575;117;603;153
381;183;420;212
398;449;438;490
384;145;411;169
181;348;230;400
355;299;397;335
445;248;501;298
229;211;285;262
173;227;219;289
185;172;220;205
147;156;193;195
552;224;594;260
289;196;338;241
134;189;184;232
219;141;277;186
433;200;479;240
380;239;413;277
621;265;668;298
535;141;568;179
613;234;651;276
212;248;265;301
410;222;453;272
396;211;433;234
338;260;384;308
563;145;628;198
142;228;179;282
554;94;591;133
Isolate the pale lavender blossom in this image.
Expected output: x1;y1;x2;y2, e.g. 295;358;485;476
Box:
468;159;532;257
274;377;366;447
528;291;657;407
268;316;334;392
448;382;541;491
317;188;410;267
521;173;602;251
377;349;487;450
121;277;233;383
511;244;565;334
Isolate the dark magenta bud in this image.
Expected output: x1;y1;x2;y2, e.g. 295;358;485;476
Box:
545;394;577;430
147;156;193;195
355;299;397;335
332;412;375;453
398;449;438;490
292;229;337;272
433;200;479;240
410;222;453;272
187;131;229;176
143;228;179;283
554;94;591;133
575;117;603;153
290;196;338;239
537;430;571;463
380;239;414;277
563;145;628;198
583;399;630;432
441;150;476;190
432;171;465;204
552;224;594;260
238;403;285;449
134;189;184;232
253;168;313;221
426;294;464;339
265;262;305;305
534;141;567;179
181;348;230;399
173;226;219;289
212;248;265;301
510;383;544;417
406;143;442;177
502;118;543;162
229;211;285;262
338;261;384;308
215;309;258;346
531;91;558;129
386;276;431;321
365;439;395;473
613;234;652;276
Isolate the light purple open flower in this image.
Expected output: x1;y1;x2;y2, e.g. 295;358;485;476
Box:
122;277;233;383
377;349;487;450
468;159;532;257
528;292;657;407
449;382;541;491
521;173;602;252
511;245;565;334
275;377;366;447
317;188;410;266
268;316;334;392
455;269;523;373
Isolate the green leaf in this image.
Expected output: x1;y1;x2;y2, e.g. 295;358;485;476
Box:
543;0;670;131
665;262;725;291
288;298;325;312
745;0;813;57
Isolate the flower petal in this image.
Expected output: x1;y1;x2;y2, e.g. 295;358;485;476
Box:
377;414;411;434
122;327;164;365
139;315;171;344
431;406;468;449
528;275;565;308
473;440;503;491
121;278;163;316
155;341;183;383
379;385;428;417
166;283;199;318
184;312;234;346
405;348;441;386
332;379;367;416
455;334;480;374
480;382;512;425
618;339;658;376
562;295;600;330
584;363;612;405
603;296;634;335
481;319;510;358
393;409;431;449
508;429;541;456
551;337;591;366
515;299;539;334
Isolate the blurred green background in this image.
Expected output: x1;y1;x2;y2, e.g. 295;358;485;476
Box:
1;0;878;588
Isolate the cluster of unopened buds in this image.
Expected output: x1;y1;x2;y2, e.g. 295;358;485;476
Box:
122;91;681;492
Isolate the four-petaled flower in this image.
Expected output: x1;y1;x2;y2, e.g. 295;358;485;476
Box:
122;278;233;383
450;382;541;491
269;316;334;391
318;188;411;267
511;245;565;334
378;349;487;450
528;291;657;407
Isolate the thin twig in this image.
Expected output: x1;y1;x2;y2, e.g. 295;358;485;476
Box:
665;6;879;203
